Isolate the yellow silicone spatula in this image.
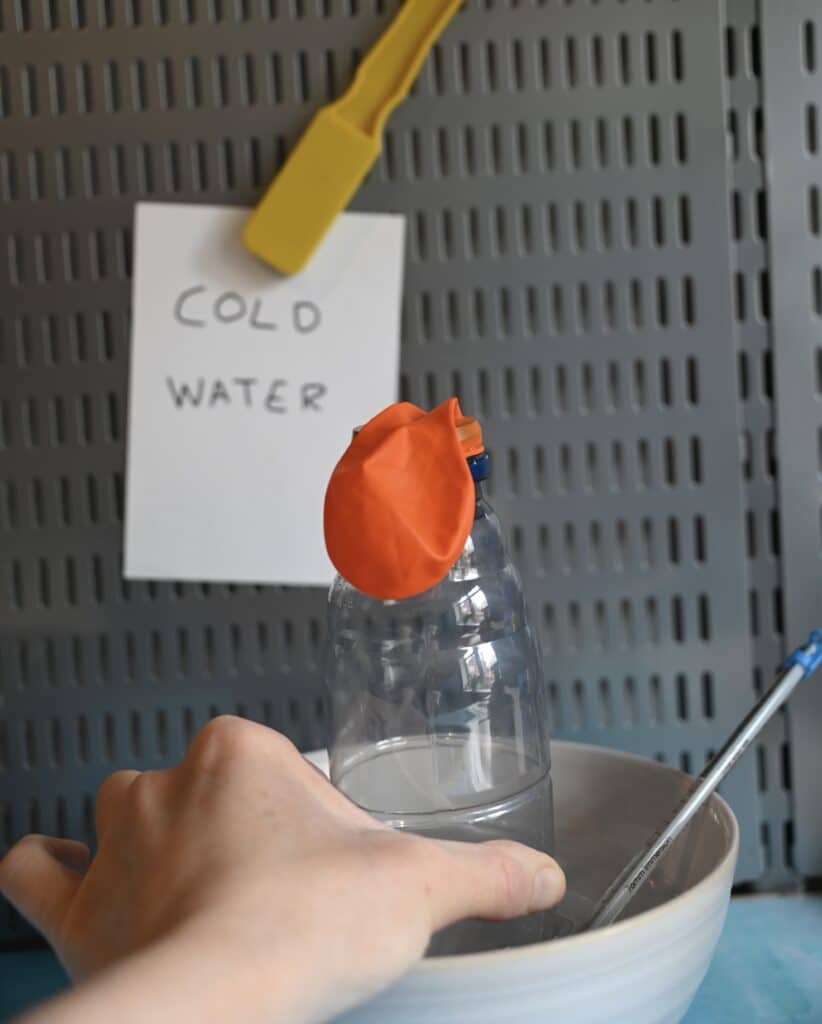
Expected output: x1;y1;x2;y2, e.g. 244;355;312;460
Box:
242;0;463;275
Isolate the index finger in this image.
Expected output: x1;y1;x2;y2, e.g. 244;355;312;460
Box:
95;769;141;840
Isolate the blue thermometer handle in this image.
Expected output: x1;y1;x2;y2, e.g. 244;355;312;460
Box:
585;631;822;931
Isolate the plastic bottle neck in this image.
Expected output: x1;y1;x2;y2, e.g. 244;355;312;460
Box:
468;451;489;482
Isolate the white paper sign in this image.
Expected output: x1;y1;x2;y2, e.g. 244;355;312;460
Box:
124;203;405;586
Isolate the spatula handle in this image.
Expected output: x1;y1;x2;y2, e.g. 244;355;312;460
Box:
334;0;464;135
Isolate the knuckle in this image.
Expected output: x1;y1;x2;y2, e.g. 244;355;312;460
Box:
126;770;160;808
391;834;436;882
96;770;163;834
97;769;134;802
187;716;300;773
190;715;250;763
95;770;140;828
201;714;246;741
267;728;300;760
485;838;523;860
121;772;167;834
0;835;41;883
488;848;532;916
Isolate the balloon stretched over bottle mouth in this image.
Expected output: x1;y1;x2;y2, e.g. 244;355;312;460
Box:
324;398;483;600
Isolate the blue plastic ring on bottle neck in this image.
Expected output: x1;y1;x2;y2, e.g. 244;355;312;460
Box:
468;451;490;482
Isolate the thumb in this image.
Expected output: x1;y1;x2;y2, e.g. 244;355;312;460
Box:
0;835;86;943
423;839;566;933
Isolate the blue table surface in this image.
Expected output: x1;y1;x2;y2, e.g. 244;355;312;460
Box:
1;895;820;1022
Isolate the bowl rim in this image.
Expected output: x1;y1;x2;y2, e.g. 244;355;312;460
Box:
410;741;740;972
306;740;740;971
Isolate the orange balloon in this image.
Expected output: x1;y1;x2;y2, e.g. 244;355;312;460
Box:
324;398;482;600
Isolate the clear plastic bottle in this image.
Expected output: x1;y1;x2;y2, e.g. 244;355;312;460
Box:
326;449;554;955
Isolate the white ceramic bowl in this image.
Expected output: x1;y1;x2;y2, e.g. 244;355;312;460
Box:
309;741;738;1024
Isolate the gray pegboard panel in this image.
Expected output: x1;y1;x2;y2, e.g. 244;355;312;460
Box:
725;0;795;887
0;0;764;946
762;0;822;878
369;0;758;877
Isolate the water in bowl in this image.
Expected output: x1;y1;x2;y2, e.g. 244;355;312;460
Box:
334;737;554;956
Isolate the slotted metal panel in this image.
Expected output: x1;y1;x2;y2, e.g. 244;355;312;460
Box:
377;0;759;869
4;0;817;944
762;0;822;878
725;0;795;888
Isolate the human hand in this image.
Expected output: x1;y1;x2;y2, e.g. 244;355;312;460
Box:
0;717;565;1024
